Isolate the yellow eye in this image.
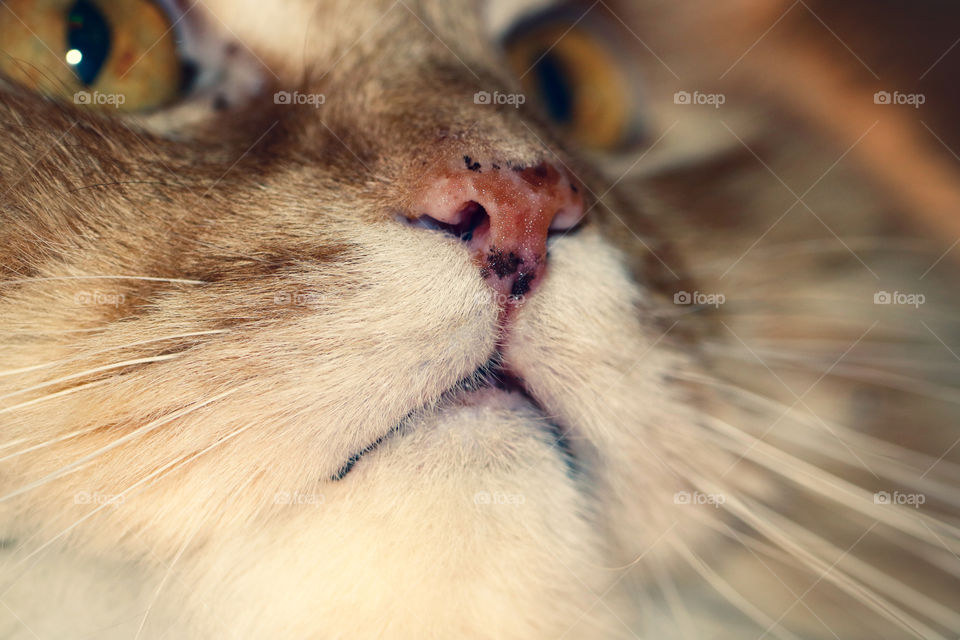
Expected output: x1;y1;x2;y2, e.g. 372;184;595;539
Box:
0;0;182;111
504;15;642;151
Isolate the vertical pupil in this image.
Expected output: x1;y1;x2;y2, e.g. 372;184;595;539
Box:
66;0;111;86
533;51;574;125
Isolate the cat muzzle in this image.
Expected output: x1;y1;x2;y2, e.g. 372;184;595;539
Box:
405;155;586;301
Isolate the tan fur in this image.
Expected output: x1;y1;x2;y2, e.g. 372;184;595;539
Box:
1;1;958;638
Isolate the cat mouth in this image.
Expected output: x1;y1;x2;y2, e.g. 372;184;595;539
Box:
330;355;573;481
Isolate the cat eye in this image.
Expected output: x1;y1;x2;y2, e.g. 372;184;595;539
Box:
0;0;185;111
503;9;643;151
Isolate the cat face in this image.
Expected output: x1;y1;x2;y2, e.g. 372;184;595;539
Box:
0;0;718;636
2;1;959;638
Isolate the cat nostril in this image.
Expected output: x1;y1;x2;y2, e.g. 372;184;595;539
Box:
407;157;586;301
414;201;490;243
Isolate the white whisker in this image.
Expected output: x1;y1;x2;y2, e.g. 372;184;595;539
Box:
703;515;960;632
0;408;112;464
691;412;960;546
667;537;805;640
0;330;228;378
0;407;252;597
689;476;948;639
0;379;110;420
134;517;204;640
677;372;960;497
649;552;698;640
705;344;960;406
0;275;207;286
0;354;181;404
687;236;939;276
0;388;241;503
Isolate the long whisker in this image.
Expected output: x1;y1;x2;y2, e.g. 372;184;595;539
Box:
714;300;959;325
687;480;943;639
705;344;960;406
708;340;960;373
666;537;805;640
134;517;205;640
705;521;844;640
649;552;698;640
676;372;960;486
0;354;181;404
0;330;228;378
0;327;108;337
0;412;112;463
690;412;960;544
0;275;207;286
0;381;110;445
0;387;241;503
700;515;960;631
686;239;940;277
0;409;253;597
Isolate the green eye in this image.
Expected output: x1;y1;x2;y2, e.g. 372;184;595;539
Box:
0;0;183;111
66;0;112;86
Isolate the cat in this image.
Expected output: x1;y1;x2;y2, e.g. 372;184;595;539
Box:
1;0;958;638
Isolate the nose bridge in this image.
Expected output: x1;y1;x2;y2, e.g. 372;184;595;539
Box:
294;0;562;182
313;3;542;156
289;3;588;301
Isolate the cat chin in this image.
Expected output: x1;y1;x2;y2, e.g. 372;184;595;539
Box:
176;399;630;639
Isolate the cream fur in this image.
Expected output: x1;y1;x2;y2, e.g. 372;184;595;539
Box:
2;1;959;638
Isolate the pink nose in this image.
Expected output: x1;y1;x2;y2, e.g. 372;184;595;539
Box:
407;156;585;300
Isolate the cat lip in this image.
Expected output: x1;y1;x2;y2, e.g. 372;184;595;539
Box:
330;355;561;481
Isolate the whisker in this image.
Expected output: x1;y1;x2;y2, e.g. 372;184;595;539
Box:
704;521;845;640
690;412;960;545
0;354;181;404
0;425;116;464
134;517;204;640
700;516;960;632
0;406;252;597
0;382;103;444
687;480;944;639
0;327;108;337
706;345;960;406
0;329;228;378
649;552;698;640
0;275;207;286
0;382;104;450
0;388;241;503
667;537;805;640
675;372;960;484
715;299;958;322
709;340;960;373
687;236;940;276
